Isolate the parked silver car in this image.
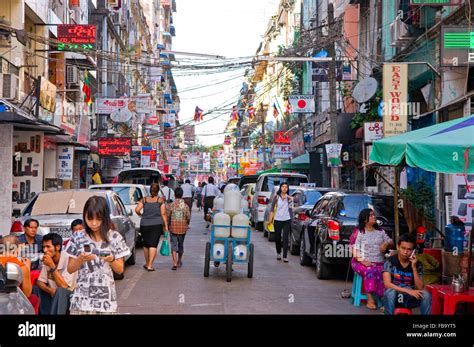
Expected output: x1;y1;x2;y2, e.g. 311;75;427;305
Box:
89;184;148;233
10;190;137;269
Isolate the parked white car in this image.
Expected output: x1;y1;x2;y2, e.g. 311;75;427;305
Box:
89;184;148;233
250;172;308;232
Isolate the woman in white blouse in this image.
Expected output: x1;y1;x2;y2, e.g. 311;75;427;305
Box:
267;183;294;263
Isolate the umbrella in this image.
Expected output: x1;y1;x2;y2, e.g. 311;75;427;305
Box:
370;115;474;174
370;115;474;287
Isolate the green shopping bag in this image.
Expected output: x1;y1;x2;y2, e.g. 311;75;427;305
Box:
160;232;170;256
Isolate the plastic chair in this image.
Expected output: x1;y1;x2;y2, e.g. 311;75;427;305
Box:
351;272;383;307
394;308;412;315
351;272;368;307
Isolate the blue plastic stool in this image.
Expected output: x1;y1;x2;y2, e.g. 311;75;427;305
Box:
351;273;368;307
351;273;382;307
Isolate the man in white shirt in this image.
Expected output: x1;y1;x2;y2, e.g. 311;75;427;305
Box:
160;179;175;203
202;177;220;227
34;233;77;315
181;179;196;212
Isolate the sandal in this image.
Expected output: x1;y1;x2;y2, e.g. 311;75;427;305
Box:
146;267;155;272
172;265;177;270
366;302;377;310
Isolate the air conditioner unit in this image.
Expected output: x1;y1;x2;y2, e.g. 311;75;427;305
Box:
390;17;412;47
66;65;79;85
0;73;20;102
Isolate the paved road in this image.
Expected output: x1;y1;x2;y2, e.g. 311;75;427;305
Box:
116;206;380;314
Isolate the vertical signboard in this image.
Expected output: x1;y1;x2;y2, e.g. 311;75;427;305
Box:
383;63;408;137
57;145;74;180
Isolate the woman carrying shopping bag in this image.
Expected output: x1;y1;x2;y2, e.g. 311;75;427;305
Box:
135;183;169;271
267;183;294;263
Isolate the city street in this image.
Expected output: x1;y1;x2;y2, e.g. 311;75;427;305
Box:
116;206;376;315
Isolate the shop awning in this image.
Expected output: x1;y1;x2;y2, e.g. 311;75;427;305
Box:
281;152;310;171
370;115;474;174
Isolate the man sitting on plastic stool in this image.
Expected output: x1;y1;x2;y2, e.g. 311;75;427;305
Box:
382;233;431;315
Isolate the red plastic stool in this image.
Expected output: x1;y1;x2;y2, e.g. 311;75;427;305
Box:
394;308;412;315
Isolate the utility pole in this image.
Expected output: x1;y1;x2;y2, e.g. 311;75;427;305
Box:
327;2;340;189
262;114;267;170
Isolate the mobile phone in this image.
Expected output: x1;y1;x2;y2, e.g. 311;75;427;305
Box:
83;244;91;253
99;249;111;257
410;249;416;259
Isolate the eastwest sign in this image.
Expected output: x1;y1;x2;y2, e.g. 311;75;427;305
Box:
383;63;408;137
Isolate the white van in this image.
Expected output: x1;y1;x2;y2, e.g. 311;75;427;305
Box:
250;172;308;231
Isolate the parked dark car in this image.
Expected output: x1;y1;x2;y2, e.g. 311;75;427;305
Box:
227;176;241;186
289;187;334;255
299;191;408;279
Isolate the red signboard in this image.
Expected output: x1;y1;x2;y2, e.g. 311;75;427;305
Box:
141;149;157;162
58;25;96;45
98;138;131;156
274;131;290;144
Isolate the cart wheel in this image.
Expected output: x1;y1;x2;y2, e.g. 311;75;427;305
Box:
214;261;220;268
247;243;254;278
204;242;210;277
226;243;233;282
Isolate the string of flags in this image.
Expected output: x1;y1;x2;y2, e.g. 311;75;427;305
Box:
194;106;204;122
231;106;240;122
82;69;92;111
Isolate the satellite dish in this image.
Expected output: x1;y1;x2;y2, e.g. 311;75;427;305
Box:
352;77;378;103
111;107;133;123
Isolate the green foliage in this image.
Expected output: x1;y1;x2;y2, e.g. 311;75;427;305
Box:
401;180;435;223
350;90;383;130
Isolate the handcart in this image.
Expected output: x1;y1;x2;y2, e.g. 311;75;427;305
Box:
203;224;254;282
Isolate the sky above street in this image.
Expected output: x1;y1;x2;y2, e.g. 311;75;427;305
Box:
173;0;281;146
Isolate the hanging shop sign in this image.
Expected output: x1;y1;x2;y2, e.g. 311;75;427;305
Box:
98;137;131;156
38;77;57;113
451;174;474;231
325;143;343;167
274;131;291;144
382;63;408;137
410;0;463;5
364;122;384;143
288;95;315;113
57;145;74;180
273;144;292;159
57;24;96;51
441;26;474;67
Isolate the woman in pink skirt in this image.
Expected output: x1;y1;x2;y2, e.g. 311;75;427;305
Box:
350;208;393;309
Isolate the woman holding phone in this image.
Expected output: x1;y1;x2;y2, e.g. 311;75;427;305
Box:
66;196;130;314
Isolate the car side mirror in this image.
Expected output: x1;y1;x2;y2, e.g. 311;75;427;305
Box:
5;262;23;288
305;210;311;217
12;209;21;218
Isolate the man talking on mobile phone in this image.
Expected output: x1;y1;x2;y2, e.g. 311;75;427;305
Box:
382;233;431;315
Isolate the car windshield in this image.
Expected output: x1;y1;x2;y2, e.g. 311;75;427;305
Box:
306;191;322;205
370;196;405;221
341;195;371;218
262;175;308;192
110;187;140;205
